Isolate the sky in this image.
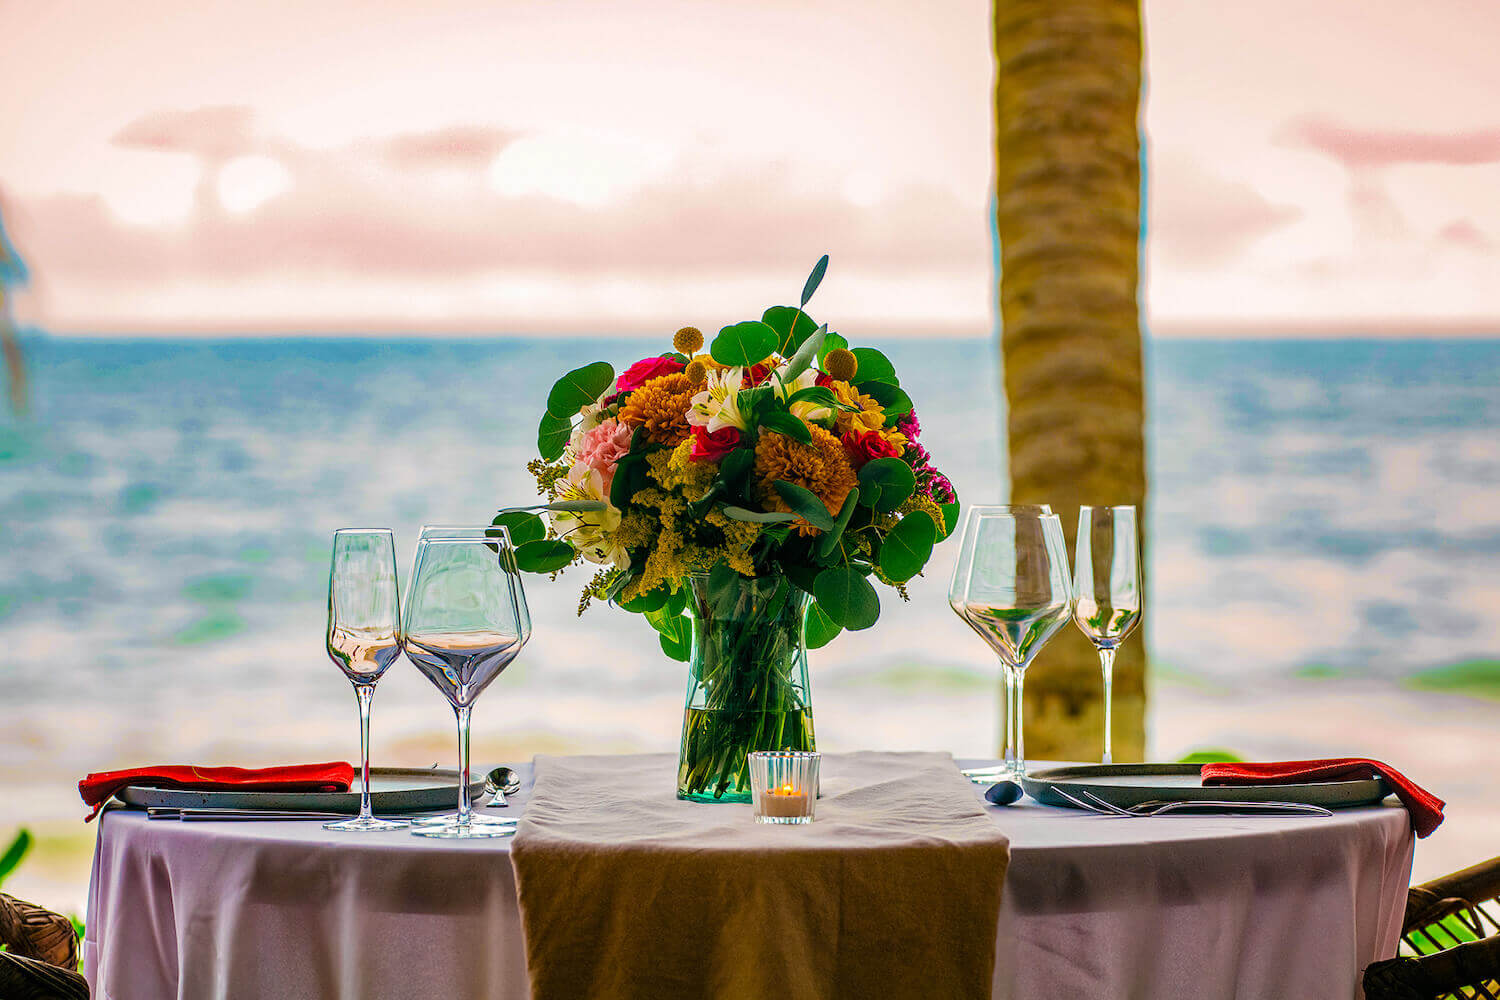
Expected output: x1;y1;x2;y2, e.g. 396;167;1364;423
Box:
0;0;1497;336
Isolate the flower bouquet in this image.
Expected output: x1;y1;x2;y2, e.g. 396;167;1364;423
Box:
501;257;958;801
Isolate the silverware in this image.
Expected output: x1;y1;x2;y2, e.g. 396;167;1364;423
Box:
1054;788;1333;818
484;766;522;808
147;808;362;822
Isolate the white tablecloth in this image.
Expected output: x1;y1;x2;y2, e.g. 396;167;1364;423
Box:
83;760;1414;1000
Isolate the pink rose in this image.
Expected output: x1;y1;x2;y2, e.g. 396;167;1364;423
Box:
571;418;635;492
615;355;686;394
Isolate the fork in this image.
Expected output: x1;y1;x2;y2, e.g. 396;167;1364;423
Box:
1055;788;1333;818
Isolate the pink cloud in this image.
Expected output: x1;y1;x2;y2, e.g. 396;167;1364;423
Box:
378;125;522;170
1436;219;1493;250
1148;152;1300;267
1282;117;1500;168
111;105;259;159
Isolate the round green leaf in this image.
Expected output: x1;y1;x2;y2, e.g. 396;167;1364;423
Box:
939;501;961;539
803;600;842;649
879;511;936;582
711;321;779;366
762;306;819;355
537;411;573;461
849;347;898;386
816;331;849;365
859;380;912;419
491;511;546;547
813;567;880;631
546;362;615;419
514;539;575;573
857;457;916;513
758;410;813;444
655;613;692;661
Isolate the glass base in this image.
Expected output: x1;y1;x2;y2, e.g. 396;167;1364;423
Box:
754;814;812;825
411;814;516;839
411;812;516;827
677;788;752;804
323;814;411;832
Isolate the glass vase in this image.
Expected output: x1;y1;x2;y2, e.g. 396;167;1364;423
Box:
675;573;816;802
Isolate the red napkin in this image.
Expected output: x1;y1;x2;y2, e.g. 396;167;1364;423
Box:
78;762;354;821
1202;758;1444;837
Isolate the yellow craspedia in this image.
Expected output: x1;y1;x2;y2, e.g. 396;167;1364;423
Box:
673;326;704;354
684;359;708;383
823;348;857;382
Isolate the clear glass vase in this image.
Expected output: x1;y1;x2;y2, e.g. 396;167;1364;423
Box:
676;573;816;803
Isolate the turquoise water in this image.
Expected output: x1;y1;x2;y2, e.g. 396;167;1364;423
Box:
1;335;1497;791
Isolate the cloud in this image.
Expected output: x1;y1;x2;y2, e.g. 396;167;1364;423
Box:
1282;117;1500;169
111;105;260;159
378;125;522;170
1147;151;1300;268
1436;219;1493;251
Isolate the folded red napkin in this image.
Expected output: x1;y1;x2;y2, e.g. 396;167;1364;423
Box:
78;762;354;821
1202;758;1444;837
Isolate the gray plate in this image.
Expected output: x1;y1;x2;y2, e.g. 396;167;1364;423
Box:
116;767;487;814
1021;763;1389;810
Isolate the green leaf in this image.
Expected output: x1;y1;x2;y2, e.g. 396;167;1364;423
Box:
857;457;916;512
762;306;819;355
772;480;835;531
815;488;861;560
803;600;842;648
939;501;961;539
655;613;692;661
816;331;848;365
779;322;827;383
546;361;614;419
800;254;830;308
849;348;898;386
722;506;801;523
0;829;32;885
718;448;756;497
859;380;912;419
879;511;936;582
785;386;840;410
783;561;821;596
610;453;647;510
537;411;573;462
758;410;812;444
711;321;779;366
813;567;880;630
490;511;545;547
664;585;689;616
621;587;669;613
514;539;575;573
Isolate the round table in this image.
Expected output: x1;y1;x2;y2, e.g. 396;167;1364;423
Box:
83;760;1414;1000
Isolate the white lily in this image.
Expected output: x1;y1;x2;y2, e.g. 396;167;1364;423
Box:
549;467;629;568
776;367;833;423
687;366;749;433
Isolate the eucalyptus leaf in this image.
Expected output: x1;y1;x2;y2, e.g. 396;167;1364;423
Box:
546;361;615;418
859;380;913;419
722;506;801;523
656;614;692;661
800;254;830;307
813;566;880;630
939;501;961;539
878;511;936;582
784;386;840;410
758;410;813;444
537;411;573;462
762;306;819;355
771;480;835;531
857;457;916;512
514;539;575;573
849;348;898;386
815;487;860;560
779;322;827;383
0;828;32;884
620;587;669;614
711;321;779;366
490;511;546;546
803;600;842;648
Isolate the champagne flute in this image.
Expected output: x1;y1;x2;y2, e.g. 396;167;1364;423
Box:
325;529;410;832
948;505;1051;774
402;528;531;838
956;509;1072;778
1072;505;1142;765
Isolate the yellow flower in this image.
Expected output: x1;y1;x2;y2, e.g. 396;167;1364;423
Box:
829;380;886;436
619;373;695;446
754;423;858;535
673;326;705;354
823;348;857;382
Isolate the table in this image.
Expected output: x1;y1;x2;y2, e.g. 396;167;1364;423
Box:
83;760;1415;1000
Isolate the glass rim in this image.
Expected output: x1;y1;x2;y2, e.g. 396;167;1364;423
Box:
333;527;395;535
415;528;515;544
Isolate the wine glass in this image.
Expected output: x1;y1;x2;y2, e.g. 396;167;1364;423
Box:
1072;505;1142;765
324;529;410;832
947;505;1051;775
954;508;1072;778
402;528;531;838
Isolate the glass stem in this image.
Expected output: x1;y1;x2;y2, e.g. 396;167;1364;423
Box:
454;705;473;827
355;683;375;820
1012;668;1027;778
1000;665;1016;772
1098;646;1117;765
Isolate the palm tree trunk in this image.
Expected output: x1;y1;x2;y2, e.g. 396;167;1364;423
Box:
993;0;1146;762
0;288;27;416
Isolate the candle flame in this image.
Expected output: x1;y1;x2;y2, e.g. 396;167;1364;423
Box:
780;783;794;795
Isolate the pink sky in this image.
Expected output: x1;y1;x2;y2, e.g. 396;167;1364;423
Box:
1;0;1497;335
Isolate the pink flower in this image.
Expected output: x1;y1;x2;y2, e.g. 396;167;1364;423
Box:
841;429;902;468
689;425;741;462
615;355;686;394
571;418;635;493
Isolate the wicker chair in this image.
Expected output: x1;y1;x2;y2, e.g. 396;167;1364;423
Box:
1365;856;1500;1000
0;892;89;1000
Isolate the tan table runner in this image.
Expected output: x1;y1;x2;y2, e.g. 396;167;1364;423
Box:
510;751;1010;1000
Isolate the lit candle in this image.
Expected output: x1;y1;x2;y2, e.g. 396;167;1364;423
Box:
758;783;811;818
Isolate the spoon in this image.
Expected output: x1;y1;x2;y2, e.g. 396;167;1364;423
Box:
484;766;522;808
984;781;1024;807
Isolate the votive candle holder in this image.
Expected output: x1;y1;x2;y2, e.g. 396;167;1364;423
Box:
748;751;820;824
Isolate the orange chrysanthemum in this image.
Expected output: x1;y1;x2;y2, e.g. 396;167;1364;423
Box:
619;373;695;446
754;423;859;535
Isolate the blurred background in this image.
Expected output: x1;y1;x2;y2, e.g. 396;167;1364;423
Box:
1;0;1496;912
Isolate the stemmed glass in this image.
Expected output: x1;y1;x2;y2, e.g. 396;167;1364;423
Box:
402;528;531;838
324;528;410;832
1072;505;1142;765
951;507;1072;778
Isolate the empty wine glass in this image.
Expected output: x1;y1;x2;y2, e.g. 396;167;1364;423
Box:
325;529;410;832
1072;505;1142;765
948;505;1051;773
953;508;1072;778
402;528;531;838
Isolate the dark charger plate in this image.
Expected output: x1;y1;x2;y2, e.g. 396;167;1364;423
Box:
1021;763;1389;810
115;766;487;814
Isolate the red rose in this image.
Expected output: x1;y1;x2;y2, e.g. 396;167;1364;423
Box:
842;429;902;468
690;425;741;462
616;355;687;394
814;371;836;388
744;362;774;387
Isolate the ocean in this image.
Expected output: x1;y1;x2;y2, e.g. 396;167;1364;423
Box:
2;334;1499;896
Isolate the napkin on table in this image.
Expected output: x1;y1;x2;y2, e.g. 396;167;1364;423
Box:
1202;757;1444;837
78;762;355;821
